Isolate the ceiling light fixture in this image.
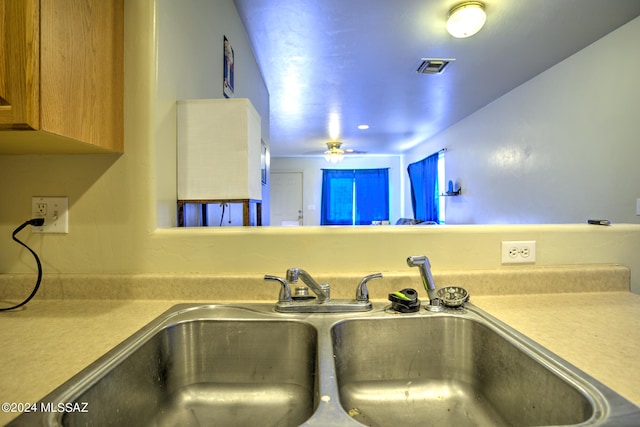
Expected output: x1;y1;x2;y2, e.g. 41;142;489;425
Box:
324;142;345;164
446;2;486;38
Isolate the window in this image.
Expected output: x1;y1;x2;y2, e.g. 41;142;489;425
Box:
321;168;389;225
407;151;444;223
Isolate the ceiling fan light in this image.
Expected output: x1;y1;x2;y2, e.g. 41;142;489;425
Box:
324;151;344;163
446;2;486;38
324;141;345;163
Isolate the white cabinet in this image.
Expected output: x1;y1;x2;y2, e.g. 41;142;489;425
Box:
177;98;262;201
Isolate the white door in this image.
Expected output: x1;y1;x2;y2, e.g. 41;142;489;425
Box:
270;172;303;226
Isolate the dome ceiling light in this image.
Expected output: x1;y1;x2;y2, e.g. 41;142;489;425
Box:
446;2;487;38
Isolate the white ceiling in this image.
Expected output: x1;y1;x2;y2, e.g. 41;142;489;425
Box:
233;0;640;157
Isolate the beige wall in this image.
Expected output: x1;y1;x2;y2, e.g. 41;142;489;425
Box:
405;16;640;225
1;0;639;294
153;0;270;227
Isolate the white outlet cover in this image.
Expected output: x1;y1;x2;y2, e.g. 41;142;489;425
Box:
501;240;536;264
31;196;69;234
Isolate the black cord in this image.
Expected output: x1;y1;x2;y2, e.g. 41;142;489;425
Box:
0;218;44;311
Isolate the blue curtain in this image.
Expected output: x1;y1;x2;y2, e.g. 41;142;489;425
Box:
321;169;354;225
321;168;389;225
407;153;439;222
354;169;389;224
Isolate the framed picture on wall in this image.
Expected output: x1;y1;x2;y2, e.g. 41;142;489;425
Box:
223;36;234;98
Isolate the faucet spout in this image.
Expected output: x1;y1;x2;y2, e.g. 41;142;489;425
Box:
286;268;328;302
406;255;438;303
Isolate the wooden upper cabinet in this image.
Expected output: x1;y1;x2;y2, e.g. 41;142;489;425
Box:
0;0;123;154
0;0;39;129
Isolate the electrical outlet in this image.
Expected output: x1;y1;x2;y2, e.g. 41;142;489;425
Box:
501;240;536;264
31;196;69;234
35;203;47;217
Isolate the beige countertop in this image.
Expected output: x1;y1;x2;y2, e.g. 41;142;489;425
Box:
0;266;638;425
0;293;639;425
472;292;640;410
0;300;176;426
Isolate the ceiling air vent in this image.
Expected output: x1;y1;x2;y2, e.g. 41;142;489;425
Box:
416;58;455;74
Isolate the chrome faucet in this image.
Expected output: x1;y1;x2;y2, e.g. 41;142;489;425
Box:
263;275;292;303
286;268;328;302
264;269;383;313
356;273;383;302
407;255;444;312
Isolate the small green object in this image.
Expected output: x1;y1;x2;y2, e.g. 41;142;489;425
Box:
392;291;412;301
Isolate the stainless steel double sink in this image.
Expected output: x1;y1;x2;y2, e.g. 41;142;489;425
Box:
12;303;640;426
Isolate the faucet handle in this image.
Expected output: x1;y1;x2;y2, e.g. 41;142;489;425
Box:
264;275;292;303
356;273;383;302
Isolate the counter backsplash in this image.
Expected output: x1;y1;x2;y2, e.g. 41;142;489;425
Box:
0;264;630;302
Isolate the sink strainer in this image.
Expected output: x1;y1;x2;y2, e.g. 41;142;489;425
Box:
437;286;469;308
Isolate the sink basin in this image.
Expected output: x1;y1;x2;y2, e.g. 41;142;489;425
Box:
331;310;638;427
11;303;640;426
14;305;317;427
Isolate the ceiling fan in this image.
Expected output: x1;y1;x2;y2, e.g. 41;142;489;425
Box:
323;141;366;163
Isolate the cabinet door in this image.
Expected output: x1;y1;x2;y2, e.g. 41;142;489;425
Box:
0;0;40;129
40;0;124;152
